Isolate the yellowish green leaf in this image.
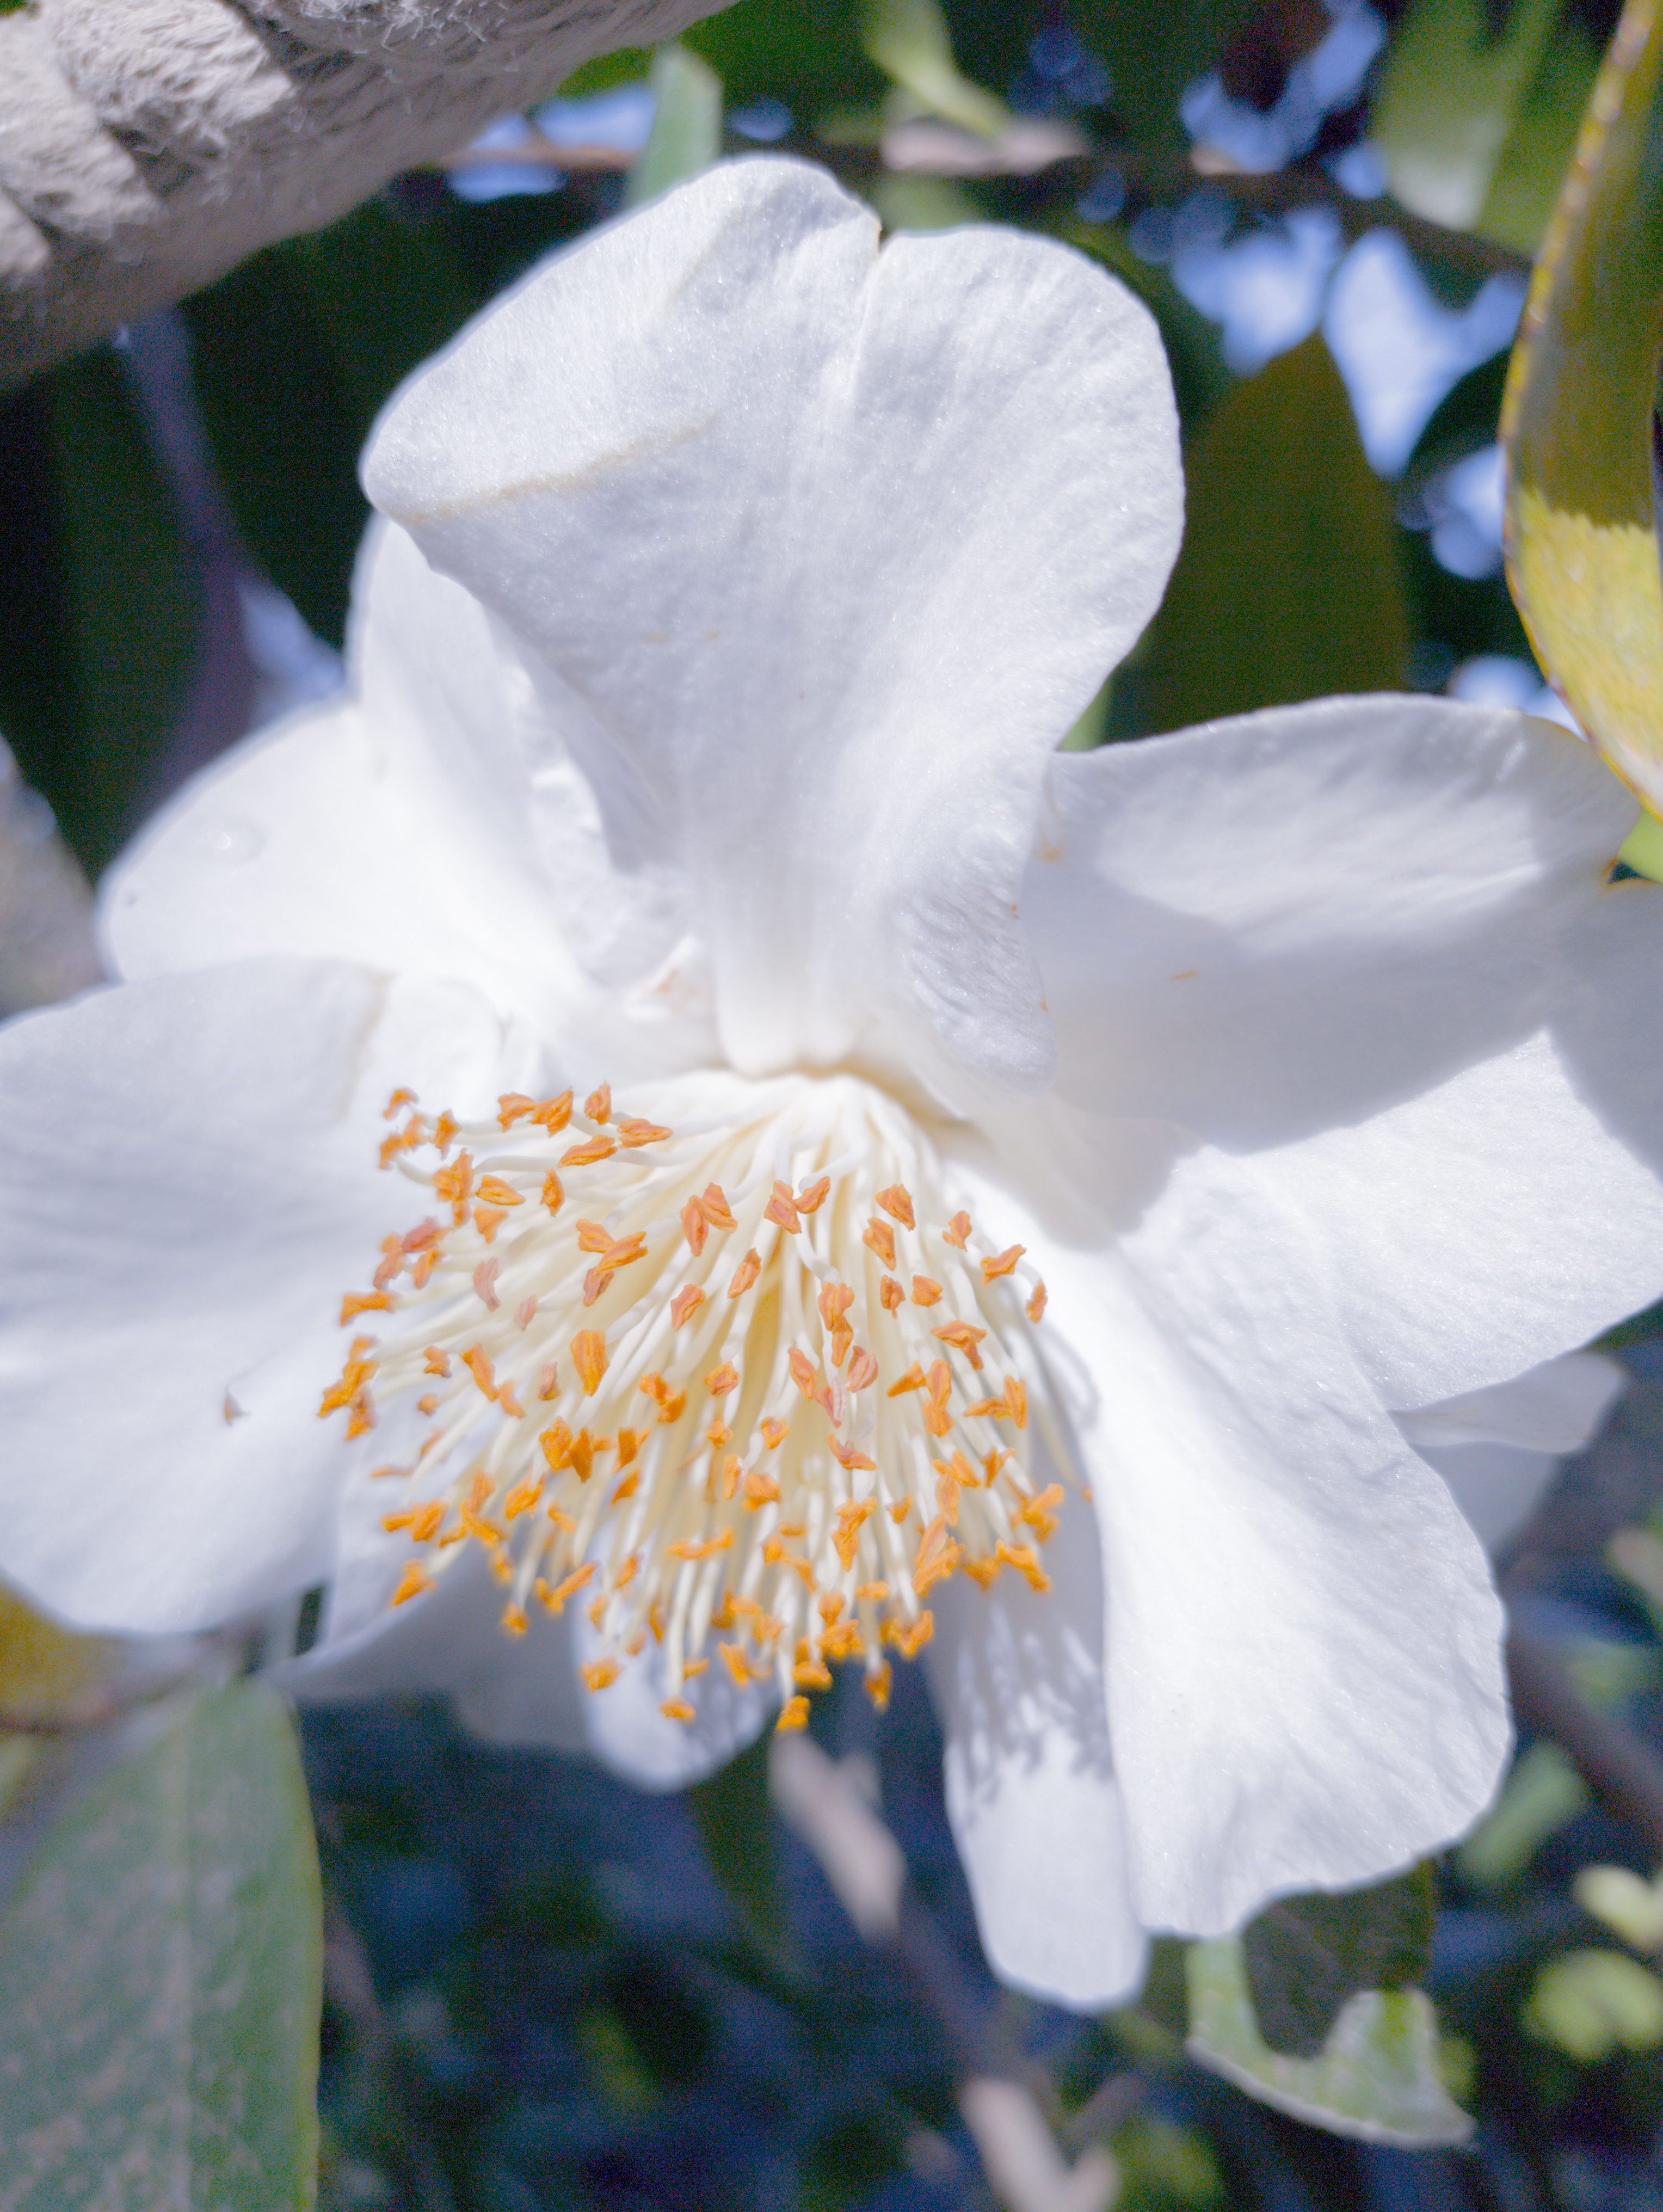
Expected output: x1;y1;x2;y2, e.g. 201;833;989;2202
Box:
859;0;1007;137
626;44;724;208
1525;1947;1663;2060
1186;1938;1473;2146
1460;1740;1587;1886
1502;0;1663;815
1575;1863;1663;1951
1374;0;1561;230
1620;802;1663;876
0;1580;112;1723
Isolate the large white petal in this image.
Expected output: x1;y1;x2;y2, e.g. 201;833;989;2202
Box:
363;157;1182;1103
926;1459;1147;2008
1026;696;1634;1143
103;525;722;1084
943;1107;1508;1938
1025;698;1663;1409
0;960;539;1633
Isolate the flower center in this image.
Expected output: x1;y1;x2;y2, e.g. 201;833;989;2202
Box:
321;1070;1071;1729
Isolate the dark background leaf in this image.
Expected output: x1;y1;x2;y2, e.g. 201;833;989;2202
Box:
1241;1864;1437;2059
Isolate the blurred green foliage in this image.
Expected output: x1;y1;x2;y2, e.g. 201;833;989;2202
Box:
1131;335;1411;732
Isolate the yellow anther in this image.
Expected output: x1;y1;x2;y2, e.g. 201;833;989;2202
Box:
669;1529;734;1562
981;1244;1024;1281
910;1276;942;1307
670;1286;706;1329
561;1133;617;1167
391;1563;433;1607
765;1181;801;1233
529;1090;573;1132
582;1658;621;1691
617;1117;673;1147
583;1084;612;1123
572;1330;608;1394
931;1319;986;1371
476;1175;525;1209
728;1248;762;1298
462;1343;499;1400
777;1697;811;1731
875;1183;915;1229
913;1517;963;1597
863;1218;897;1269
705;1361;740;1397
538;1562;595;1614
661;1699;696;1722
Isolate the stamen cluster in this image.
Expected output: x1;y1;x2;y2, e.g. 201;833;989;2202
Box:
319;1072;1070;1728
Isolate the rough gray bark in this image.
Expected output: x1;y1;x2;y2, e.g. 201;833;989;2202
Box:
0;0;725;386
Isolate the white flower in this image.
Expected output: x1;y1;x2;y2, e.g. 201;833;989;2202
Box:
4;158;1663;2011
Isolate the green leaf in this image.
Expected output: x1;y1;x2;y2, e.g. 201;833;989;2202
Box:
1479;13;1603;254
183;200;481;650
1069;0;1259;156
859;0;1007;136
627;43;725;207
1373;0;1561;231
1525;1947;1663;2060
685;0;884;113
1186;1938;1473;2147
1132;334;1411;734
0;1683;323;2210
1459;1739;1587;1885
1239;1865;1436;2060
1501;0;1663;816
687;1730;790;1951
0;352;198;875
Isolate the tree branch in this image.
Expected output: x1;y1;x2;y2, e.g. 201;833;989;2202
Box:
0;0;728;388
771;1731;1118;2212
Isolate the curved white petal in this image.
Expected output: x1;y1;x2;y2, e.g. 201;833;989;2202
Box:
926;1462;1147;2007
1027;697;1634;1144
1400;1352;1627;1552
944;1108;1508;1938
1399;1351;1627;1453
0;960;540;1633
1025;697;1663;1410
103;525;722;1085
1415;1442;1564;1554
364;157;1182;1104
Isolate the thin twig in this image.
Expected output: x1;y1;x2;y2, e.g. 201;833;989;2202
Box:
771;1731;1118;2212
1505;1621;1663;1862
